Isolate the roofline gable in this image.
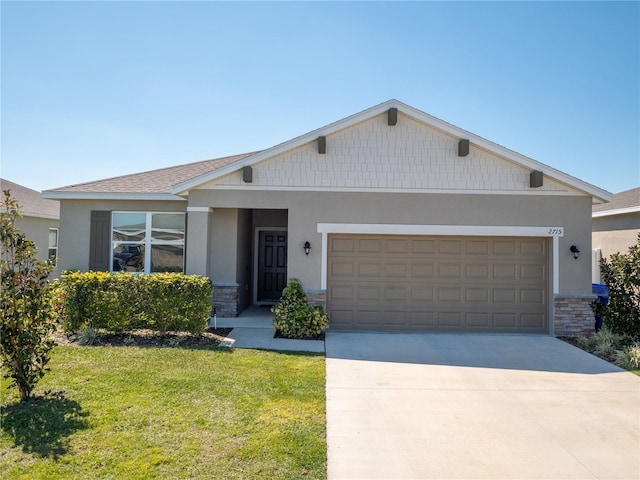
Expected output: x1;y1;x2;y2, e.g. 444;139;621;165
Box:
170;99;613;203
592;205;640;218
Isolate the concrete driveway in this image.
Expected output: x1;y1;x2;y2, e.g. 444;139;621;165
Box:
325;333;640;480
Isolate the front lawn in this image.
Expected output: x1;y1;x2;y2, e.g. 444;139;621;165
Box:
0;345;326;479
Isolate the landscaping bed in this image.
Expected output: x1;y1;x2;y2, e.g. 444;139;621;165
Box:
53;328;233;348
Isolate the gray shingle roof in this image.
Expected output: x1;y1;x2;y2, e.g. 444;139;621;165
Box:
592;187;640;213
0;179;60;218
45;152;258;195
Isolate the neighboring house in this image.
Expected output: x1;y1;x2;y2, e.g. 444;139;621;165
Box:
1;179;61;279
43;100;612;336
592;187;640;283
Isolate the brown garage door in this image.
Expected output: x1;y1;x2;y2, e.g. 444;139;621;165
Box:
327;235;548;333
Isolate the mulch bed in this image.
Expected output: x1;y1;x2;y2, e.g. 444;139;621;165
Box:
273;330;325;341
54;328;233;348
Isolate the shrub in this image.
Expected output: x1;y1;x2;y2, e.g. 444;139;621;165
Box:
1;190;58;401
272;278;329;339
599;233;640;336
56;271;212;335
615;343;640;370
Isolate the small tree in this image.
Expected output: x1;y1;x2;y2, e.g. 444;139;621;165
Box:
1;190;57;401
600;233;640;337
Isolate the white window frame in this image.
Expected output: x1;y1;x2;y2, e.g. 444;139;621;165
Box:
48;227;59;265
111;212;185;274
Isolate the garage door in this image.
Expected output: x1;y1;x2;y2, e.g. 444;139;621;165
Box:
327;235;548;333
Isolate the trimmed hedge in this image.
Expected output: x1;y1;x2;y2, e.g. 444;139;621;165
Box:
53;271;212;335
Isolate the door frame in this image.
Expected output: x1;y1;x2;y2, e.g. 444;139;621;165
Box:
253;227;288;305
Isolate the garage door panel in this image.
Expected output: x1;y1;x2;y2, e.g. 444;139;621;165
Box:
493;313;518;328
494;240;517;255
466;240;490;255
493;264;517;279
385;263;408;277
330;261;354;276
357;238;381;252
411;263;435;278
466;264;490;279
411;239;436;254
409;311;435;326
385;239;409;253
466;312;490;327
438;264;462;278
327;234;547;333
466;288;489;303
493;288;516;303
384;286;407;301
410;286;434;301
521;288;544;303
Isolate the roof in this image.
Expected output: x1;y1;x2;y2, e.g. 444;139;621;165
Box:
0;179;60;219
43;152;258;201
42;99;613;203
592;186;640;217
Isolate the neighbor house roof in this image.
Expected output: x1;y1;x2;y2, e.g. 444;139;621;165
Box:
0;179;60;219
43;99;612;203
592;187;640;218
43;152;258;201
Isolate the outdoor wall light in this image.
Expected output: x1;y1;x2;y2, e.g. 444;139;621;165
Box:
570;245;580;260
304;241;311;256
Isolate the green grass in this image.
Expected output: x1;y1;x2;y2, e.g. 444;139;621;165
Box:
0;345;327;479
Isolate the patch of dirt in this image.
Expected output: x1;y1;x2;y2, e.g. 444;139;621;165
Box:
53;328;233;348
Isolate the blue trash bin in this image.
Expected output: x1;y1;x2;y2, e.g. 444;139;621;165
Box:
592;283;609;332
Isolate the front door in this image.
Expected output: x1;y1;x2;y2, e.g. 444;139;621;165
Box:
257;231;287;302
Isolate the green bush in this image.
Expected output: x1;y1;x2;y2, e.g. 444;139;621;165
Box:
56;271;212;335
272;278;329;339
615;343;640;370
599;233;640;336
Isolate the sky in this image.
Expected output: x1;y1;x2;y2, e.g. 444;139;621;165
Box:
1;1;639;195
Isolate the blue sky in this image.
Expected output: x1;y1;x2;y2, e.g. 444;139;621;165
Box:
2;1;638;194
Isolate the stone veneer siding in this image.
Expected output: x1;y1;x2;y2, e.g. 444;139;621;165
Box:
554;295;596;337
212;283;240;317
306;290;327;308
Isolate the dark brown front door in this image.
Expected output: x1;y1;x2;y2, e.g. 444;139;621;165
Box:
257;231;287;302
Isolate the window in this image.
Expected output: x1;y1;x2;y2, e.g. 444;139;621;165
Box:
111;212;185;273
48;228;59;265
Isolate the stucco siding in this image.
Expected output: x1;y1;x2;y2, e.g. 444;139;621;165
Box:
58;199;186;272
15;216;60;279
189;189;592;296
204;113;581;195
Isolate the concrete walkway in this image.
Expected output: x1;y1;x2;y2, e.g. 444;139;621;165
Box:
212;305;324;353
325;332;640;480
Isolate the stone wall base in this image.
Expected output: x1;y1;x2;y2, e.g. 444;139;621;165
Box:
306;290;327;308
212;283;240;317
554;295;596;337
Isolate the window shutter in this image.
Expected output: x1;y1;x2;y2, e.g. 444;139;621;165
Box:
89;211;111;271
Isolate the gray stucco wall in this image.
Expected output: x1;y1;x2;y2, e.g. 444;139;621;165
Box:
15;215;60;279
592;212;640;259
188;189;593;296
58;199;186;272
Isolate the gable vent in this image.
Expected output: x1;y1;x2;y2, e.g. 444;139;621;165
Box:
530;170;543;188
242;166;253;183
318;136;326;154
388;108;398;126
458;139;470;157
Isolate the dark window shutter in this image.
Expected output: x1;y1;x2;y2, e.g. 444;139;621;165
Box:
89;211;111;271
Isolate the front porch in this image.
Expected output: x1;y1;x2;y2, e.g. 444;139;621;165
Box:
211;305;325;352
